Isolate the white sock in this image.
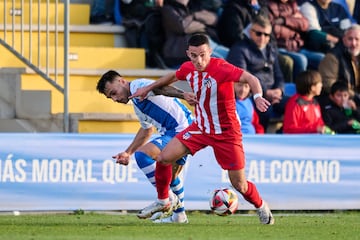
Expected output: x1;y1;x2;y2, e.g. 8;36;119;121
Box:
158;198;169;205
172;211;186;221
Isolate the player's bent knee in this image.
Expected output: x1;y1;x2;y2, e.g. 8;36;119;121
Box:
158;158;172;165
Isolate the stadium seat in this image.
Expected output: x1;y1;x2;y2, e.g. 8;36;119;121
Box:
284;83;296;96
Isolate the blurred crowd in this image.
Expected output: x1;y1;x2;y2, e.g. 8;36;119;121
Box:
90;0;360;134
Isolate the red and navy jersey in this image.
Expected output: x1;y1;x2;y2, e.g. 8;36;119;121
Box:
176;58;244;135
283;93;324;133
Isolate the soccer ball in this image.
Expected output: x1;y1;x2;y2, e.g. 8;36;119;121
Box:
209;188;239;216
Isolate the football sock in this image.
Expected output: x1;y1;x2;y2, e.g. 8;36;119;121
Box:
155;161;172;200
134;151;156;187
158;198;169;204
242;181;263;208
170;176;185;213
172;211;187;221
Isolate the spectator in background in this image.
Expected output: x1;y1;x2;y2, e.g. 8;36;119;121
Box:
217;0;294;82
188;0;224;43
160;0;229;68
318;24;360;107
283;70;332;133
300;0;352;53
217;0;268;48
332;0;357;23
121;0;164;20
299;0;358;23
268;0;325;75
227;15;289;131
353;0;360;24
322;81;360;133
234;82;265;134
268;0;308;78
120;0;166;68
189;0;223;16
90;0;116;24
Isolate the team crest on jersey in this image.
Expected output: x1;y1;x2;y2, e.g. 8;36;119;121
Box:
203;78;212;88
182;132;191;140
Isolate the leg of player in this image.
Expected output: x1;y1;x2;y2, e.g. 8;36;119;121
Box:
228;169;275;225
137;137;188;221
134;143;175;219
134;151;179;218
155;138;189;223
137;162;172;218
170;164;186;219
153;163;188;223
134;151;157;188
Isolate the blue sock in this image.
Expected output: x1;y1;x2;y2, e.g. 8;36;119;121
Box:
170;177;185;213
134;151;156;187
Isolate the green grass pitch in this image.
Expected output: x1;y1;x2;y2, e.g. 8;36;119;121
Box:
0;211;359;240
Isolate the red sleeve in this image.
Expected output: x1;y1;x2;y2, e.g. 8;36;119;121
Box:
252;110;265;134
213;58;243;83
175;62;193;81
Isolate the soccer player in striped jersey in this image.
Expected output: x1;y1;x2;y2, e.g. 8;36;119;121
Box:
96;70;193;223
130;33;275;225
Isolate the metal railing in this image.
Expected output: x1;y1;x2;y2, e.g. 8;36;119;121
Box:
0;0;70;132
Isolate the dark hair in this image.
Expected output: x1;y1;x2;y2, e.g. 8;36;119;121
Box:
251;14;271;29
330;81;349;95
96;70;121;94
188;33;210;47
295;70;322;95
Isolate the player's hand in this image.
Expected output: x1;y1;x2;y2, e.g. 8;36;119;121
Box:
254;97;271;112
184;92;198;106
112;152;130;165
266;88;282;104
129;87;149;101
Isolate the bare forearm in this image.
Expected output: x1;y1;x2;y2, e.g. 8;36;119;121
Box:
241;71;263;95
240;71;270;112
125;127;153;155
153;85;185;99
130;72;178;100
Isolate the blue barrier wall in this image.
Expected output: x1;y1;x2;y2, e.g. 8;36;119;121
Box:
0;133;359;211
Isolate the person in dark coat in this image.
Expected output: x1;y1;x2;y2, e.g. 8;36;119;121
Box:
322;81;360;133
227;15;289;130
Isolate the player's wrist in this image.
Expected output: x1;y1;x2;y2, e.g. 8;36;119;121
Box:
253;93;262;100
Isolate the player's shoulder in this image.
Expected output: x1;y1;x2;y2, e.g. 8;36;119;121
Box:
130;78;155;91
212;57;227;64
210;58;242;74
178;61;194;72
176;61;194;79
211;58;236;68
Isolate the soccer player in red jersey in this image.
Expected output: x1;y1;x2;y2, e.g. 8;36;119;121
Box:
132;33;274;224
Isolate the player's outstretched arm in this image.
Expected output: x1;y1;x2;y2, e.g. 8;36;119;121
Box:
112;127;153;165
153;86;198;105
153;85;185;99
130;72;177;100
112;152;131;165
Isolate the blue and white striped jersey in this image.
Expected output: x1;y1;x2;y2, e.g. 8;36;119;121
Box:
130;78;193;137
